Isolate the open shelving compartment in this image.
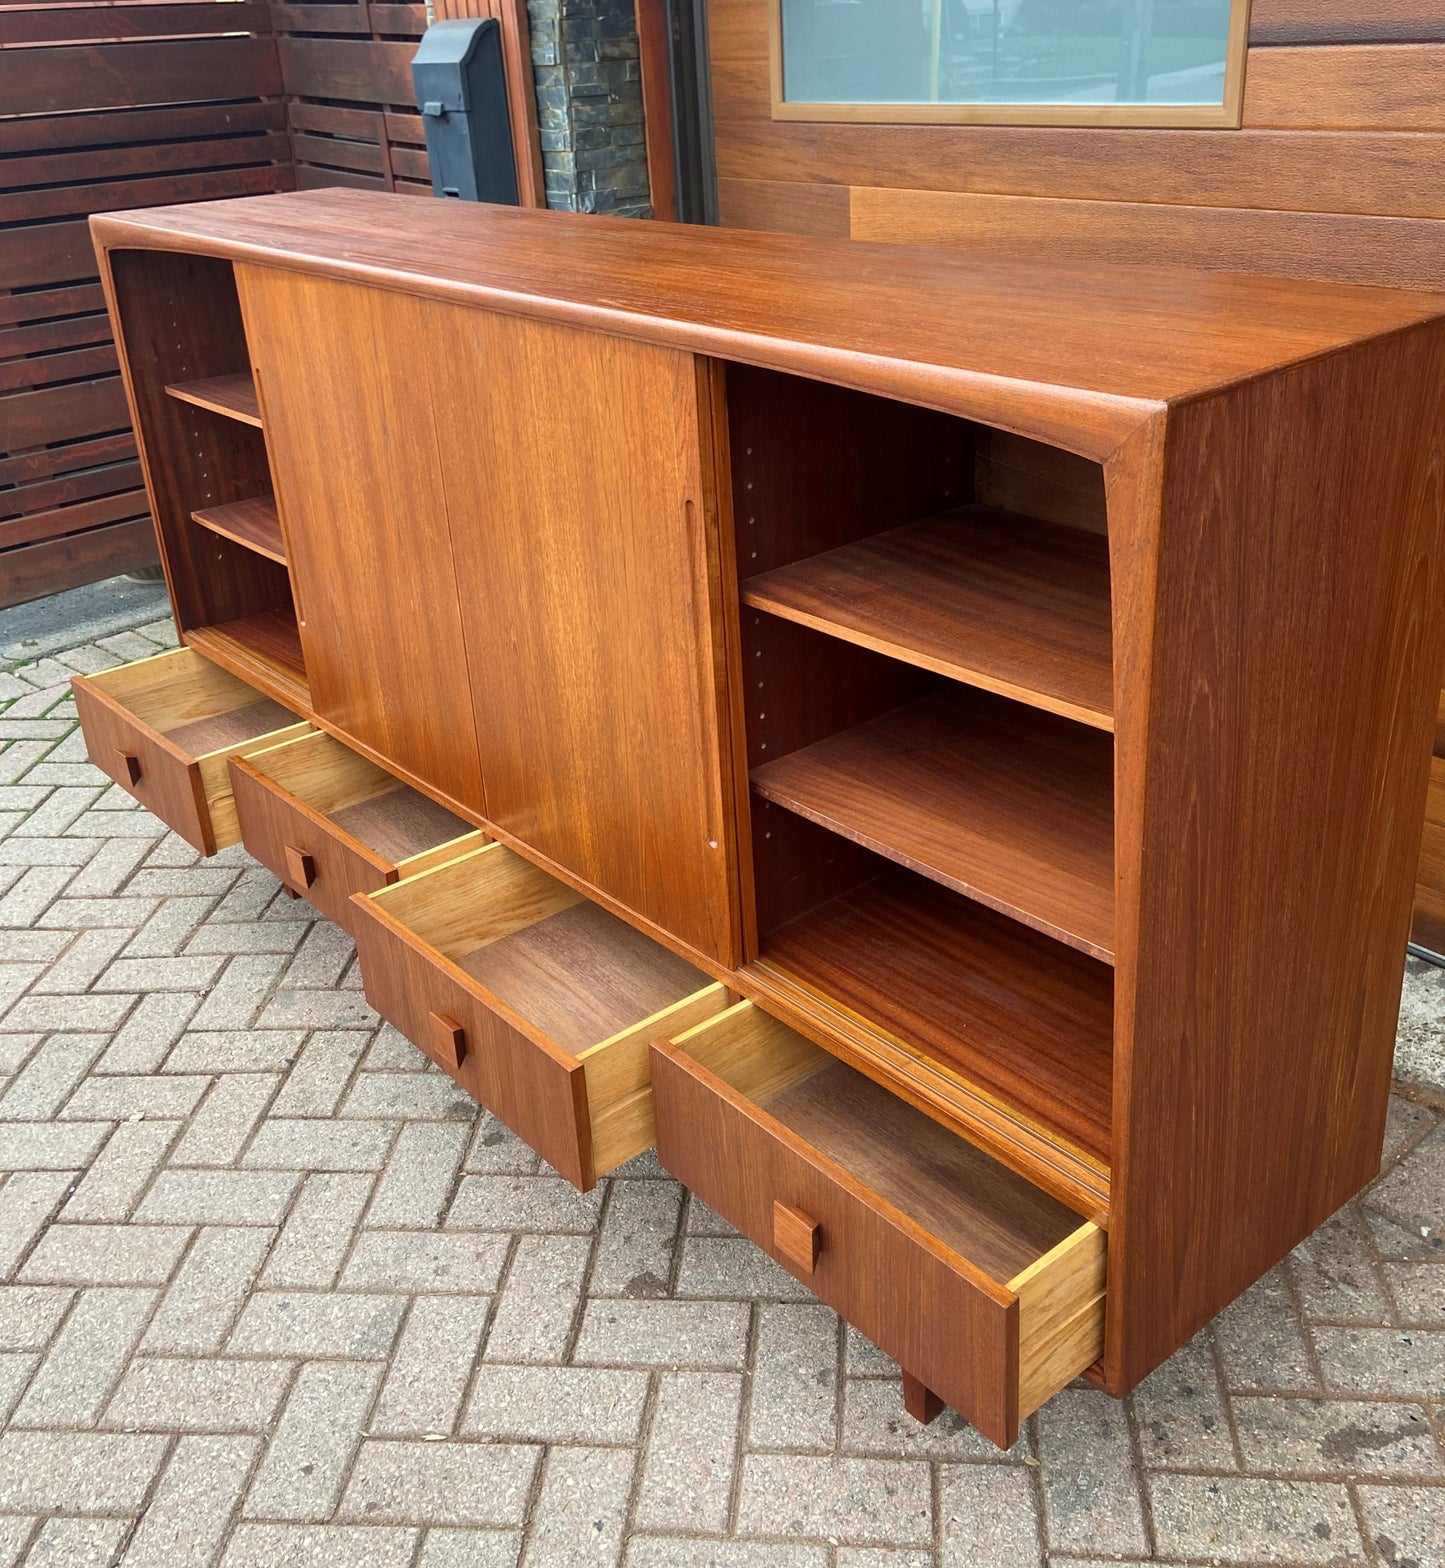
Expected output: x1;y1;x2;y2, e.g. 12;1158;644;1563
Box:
726;363;1116;1217
106;248;308;709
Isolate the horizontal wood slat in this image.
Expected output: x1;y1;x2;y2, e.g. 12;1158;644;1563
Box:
0;10;294;602
1244;43;1445;129
0;343;119;395
290;131;385;174
0;221;96;290
0;162;293;224
1250;0;1445;43
713;123;1445;221
0;489;149;552
0;518;158;612
278;36;416;104
847;186;1445;293
0;313;111;359
0;100;285;155
8;132;292;191
1;378;132;451
0;3;272;46
717;176;848;237
0;458;143;521
0;37;282;116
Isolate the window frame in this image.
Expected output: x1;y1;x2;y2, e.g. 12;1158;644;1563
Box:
768;0;1253;128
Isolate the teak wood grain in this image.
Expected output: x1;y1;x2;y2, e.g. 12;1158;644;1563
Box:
191;495;284;565
652;1004;1104;1447
98;249;293;641
430;309;741;964
88;192;1445;1438
71;646;308;855
742;506;1114;730
750;687;1115;961
760;865;1115;1171
91;191;1445;461
164;371;261;426
233;267;486;818
1104;321;1445;1390
229;729;481;934
351;844;727;1189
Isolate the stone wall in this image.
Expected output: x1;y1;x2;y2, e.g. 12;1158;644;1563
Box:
526;0;653;216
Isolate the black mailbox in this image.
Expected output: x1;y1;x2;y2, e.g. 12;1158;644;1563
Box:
411;18;520;204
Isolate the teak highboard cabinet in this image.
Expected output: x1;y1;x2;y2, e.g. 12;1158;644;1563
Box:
76;189;1445;1448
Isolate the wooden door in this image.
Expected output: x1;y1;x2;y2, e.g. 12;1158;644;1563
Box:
235;268;486;816
433;312;740;964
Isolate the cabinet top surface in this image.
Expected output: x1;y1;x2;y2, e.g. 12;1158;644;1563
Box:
93;189;1445;458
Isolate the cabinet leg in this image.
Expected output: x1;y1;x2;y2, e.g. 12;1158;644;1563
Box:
902;1371;943;1425
280;885;301;900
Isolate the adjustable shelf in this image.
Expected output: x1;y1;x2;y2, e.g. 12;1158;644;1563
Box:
165;372;262;427
758;862;1114;1169
743;506;1113;731
191;496;285;566
751;687;1114;961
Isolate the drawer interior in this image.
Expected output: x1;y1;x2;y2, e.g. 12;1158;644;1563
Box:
91;647;295;758
371;844;712;1053
682;1002;1087;1279
246;730;480;871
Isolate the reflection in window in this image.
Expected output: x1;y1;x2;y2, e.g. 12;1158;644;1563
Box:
780;0;1235;108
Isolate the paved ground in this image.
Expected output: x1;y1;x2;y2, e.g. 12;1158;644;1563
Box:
1;610;1444;1568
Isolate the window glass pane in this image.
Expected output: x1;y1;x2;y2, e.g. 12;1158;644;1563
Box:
780;0;1234;108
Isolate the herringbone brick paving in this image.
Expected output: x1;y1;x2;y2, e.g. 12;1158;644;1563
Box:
0;620;1443;1567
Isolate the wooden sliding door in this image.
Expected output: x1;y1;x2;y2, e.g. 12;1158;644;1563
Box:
236;269;486;816
432;313;741;965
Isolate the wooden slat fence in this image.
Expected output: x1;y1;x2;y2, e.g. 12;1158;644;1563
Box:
275;0;543;205
0;0;293;607
0;0;542;609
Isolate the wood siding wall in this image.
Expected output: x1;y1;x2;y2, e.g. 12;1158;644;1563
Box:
707;0;1445;294
1;1;293;607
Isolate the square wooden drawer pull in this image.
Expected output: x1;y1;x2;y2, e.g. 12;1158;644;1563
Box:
116;750;142;786
283;845;317;889
774;1200;820;1273
429;1011;467;1071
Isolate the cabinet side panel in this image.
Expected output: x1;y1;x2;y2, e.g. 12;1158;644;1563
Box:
436;312;740;964
1109;322;1445;1390
234;267;485;816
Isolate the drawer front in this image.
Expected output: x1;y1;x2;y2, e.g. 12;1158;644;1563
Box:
231;755;397;933
651;1035;1023;1447
352;853;730;1190
353;899;603;1188
74;675;213;849
72;649;308;855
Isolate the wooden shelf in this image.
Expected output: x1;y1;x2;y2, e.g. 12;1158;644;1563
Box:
759;868;1114;1168
191;496;285;566
165;372;262;427
752;689;1114;961
186;609;309;712
743;506;1113;731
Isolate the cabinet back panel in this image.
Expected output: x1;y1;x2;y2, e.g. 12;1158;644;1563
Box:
727;363;976;578
105;249;289;631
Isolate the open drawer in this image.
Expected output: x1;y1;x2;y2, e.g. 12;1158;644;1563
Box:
72;646;310;855
652;1001;1105;1448
230;731;487;934
351;843;731;1188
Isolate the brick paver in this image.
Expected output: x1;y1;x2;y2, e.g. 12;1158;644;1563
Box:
0;622;1443;1566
